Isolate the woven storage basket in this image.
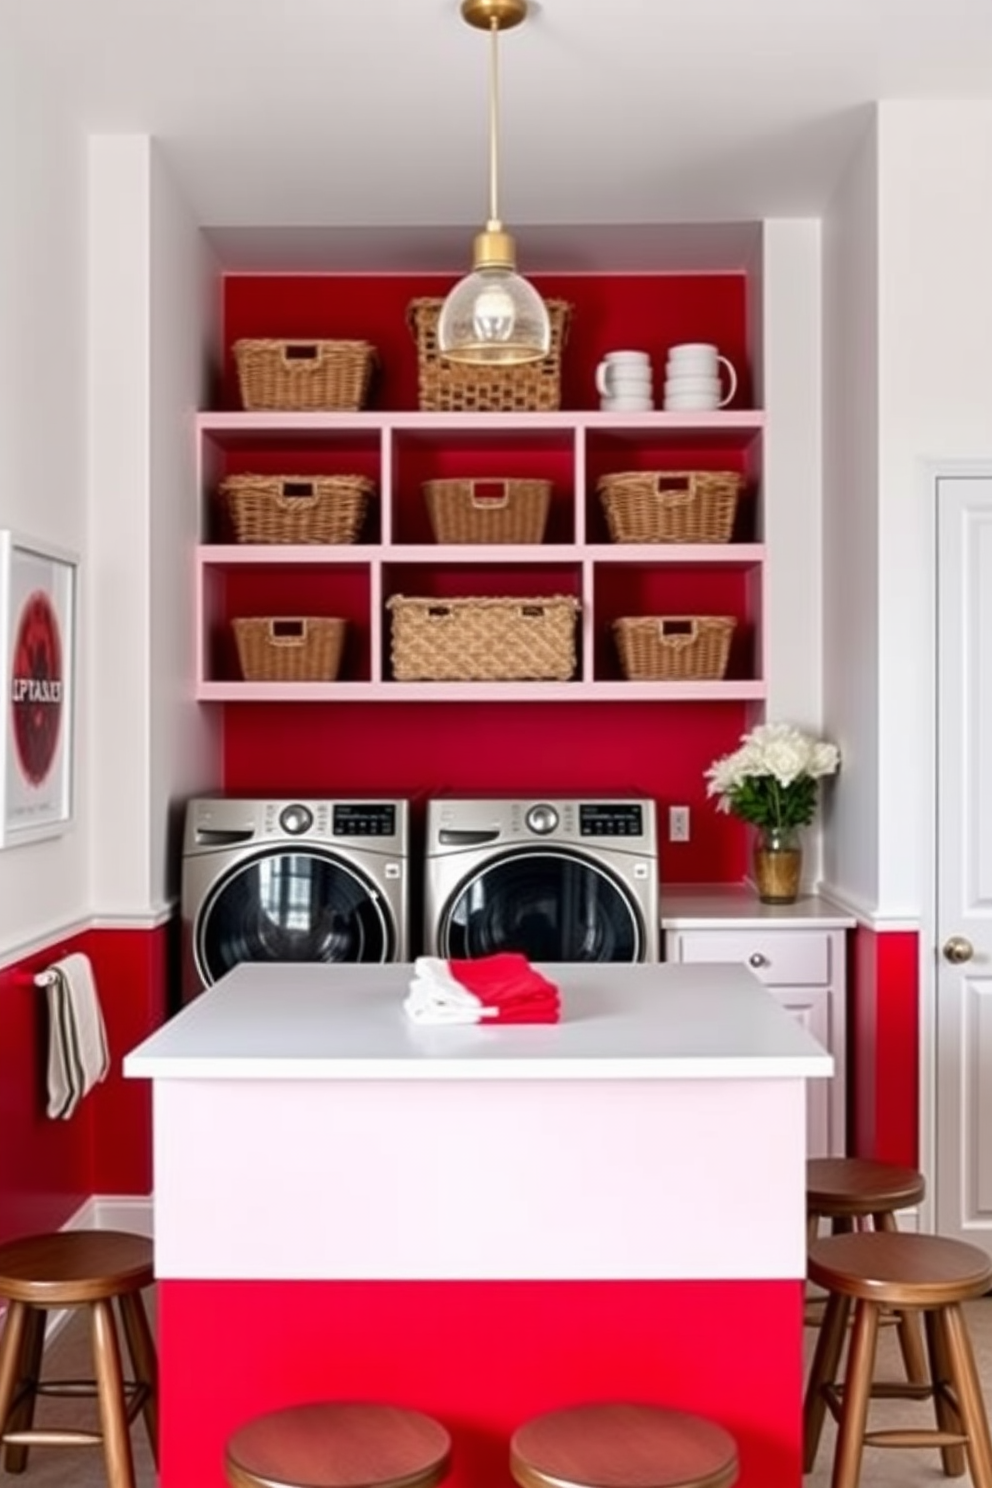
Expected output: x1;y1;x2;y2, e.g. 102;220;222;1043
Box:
613;615;736;681
597;470;744;544
407;298;572;413
423;478;552;544
233;339;377;411
232;617;347;682
387;595;579;681
220;474;374;545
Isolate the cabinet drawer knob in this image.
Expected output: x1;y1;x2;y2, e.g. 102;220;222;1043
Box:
748;952;768;969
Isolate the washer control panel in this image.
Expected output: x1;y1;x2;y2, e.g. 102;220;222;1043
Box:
333;804;397;837
580;804;644;837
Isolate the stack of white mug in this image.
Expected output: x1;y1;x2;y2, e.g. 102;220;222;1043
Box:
663;343;738;411
595;350;654;412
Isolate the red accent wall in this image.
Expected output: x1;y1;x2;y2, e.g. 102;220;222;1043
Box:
160;1278;802;1488
0;926;168;1243
219;272;756;882
849;925;919;1166
220;273;753;413
224;701;751;884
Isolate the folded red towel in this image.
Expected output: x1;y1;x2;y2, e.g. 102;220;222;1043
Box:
446;954;561;1023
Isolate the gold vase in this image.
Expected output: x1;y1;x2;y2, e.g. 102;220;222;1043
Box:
753;827;803;905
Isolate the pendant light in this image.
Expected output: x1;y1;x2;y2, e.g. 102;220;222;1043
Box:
437;0;550;366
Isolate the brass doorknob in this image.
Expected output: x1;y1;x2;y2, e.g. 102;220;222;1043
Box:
943;936;975;964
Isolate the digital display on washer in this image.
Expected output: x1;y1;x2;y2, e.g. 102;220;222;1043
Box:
580;804;643;836
333;804;397;837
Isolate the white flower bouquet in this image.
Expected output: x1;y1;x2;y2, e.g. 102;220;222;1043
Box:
705;722;840;832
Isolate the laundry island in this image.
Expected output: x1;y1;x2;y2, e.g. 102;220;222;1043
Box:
124;961;831;1488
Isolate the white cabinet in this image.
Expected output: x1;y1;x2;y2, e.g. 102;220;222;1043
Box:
663;905;849;1158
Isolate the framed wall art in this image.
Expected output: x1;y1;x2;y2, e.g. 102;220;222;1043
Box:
0;532;77;848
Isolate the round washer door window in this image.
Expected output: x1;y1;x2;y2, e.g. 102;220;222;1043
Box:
439;849;643;962
197;850;393;985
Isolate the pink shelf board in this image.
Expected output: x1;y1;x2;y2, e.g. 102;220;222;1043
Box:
196;680;768;703
197;409;766;437
198;543;765;567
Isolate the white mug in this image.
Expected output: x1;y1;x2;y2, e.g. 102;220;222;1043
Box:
600;376;653;402
664;393;728;411
664;345;737;409
600;396;654;412
596;351;653;398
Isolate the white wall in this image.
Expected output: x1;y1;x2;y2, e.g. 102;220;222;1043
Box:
875;101;992;916
149;146;222;910
760;218;823;736
0;39;90;952
88;136;221;920
821;112;881;914
87;137;155;915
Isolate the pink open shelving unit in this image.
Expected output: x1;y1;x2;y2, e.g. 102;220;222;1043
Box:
195;408;767;702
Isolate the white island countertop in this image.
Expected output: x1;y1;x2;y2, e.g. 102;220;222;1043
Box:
124;961;832;1082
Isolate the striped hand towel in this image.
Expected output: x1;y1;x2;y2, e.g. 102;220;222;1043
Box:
45;953;110;1119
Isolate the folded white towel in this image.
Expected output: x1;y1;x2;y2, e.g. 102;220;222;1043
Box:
44;953;110;1119
403;957;497;1025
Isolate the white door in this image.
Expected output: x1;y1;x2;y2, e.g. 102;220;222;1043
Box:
935;474;992;1254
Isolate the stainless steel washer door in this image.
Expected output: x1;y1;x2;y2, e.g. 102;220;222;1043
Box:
438;848;643;963
196;849;394;985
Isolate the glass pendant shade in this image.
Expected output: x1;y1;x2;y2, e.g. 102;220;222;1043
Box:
438;259;550;366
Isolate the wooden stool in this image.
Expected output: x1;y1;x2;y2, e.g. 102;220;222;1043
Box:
0;1229;157;1488
510;1403;739;1488
225;1402;452;1488
804;1231;992;1488
806;1156;928;1385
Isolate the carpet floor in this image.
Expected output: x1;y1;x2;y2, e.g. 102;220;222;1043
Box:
6;1292;992;1486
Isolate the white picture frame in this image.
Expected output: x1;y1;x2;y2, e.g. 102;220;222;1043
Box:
0;531;77;848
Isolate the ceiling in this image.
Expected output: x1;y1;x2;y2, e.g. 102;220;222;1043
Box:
9;0;992;270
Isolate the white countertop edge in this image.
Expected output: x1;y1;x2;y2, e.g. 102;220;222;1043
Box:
124;1052;833;1081
659;885;856;929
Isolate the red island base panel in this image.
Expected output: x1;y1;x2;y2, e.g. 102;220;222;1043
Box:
158;1278;804;1488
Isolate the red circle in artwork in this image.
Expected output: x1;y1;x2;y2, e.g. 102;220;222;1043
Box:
10;591;64;786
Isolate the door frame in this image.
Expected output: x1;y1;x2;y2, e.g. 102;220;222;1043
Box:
918;458;992;1236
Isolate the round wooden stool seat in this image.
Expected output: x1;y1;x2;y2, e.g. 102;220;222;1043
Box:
510;1403;739;1488
225;1403;452;1488
809;1230;992;1306
806;1157;926;1219
0;1229;158;1488
0;1229;154;1304
804;1231;992;1488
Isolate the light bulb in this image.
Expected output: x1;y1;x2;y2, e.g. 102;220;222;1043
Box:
471;281;517;344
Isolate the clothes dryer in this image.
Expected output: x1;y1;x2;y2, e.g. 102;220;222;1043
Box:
181;796;409;1000
424;796;659;963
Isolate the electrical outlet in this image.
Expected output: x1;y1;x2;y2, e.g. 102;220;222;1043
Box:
668;806;690;843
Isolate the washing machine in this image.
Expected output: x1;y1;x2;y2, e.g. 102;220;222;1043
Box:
181;796;410;999
424;796;659;963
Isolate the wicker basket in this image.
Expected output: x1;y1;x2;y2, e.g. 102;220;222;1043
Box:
423;478;552;545
597;470;744;544
233;339;377;411
387;595;579;681
613;616;736;681
220;474;374;545
232;617;347;682
407;298;572;413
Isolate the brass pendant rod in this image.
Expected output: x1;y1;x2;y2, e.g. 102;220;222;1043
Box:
488;17;501;230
